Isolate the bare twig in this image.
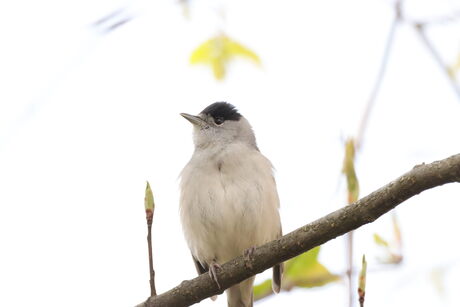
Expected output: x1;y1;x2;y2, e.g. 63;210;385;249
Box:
144;182;157;297
352;4;402;304
413;23;460;100
92;7;127;26
356;1;402;149
147;214;156;296
407;10;460;26
91;7;135;34
137;153;460;307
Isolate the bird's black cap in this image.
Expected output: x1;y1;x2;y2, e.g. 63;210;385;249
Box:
200;102;242;121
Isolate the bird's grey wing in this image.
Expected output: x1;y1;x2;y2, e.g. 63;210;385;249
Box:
192;254;207;275
192;255;218;301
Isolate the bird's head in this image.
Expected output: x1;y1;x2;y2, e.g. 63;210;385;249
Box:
181;102;257;149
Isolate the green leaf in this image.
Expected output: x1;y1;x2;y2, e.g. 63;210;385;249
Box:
190;34;261;80
373;233;389;247
285;246;320;275
144;181;155;212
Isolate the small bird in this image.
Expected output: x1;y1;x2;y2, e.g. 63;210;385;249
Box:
179;102;283;307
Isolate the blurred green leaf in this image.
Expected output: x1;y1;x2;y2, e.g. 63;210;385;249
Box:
448;53;460;79
430;267;446;297
190;34;261;80
144;181;155;212
254;246;340;301
342;138;359;204
373;230;403;264
373;233;389;247
284;246;339;288
253;279;272;300
285;246;320;276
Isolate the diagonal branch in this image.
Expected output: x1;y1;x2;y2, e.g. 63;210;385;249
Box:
356;0;401;149
414;23;460;100
137;153;460;307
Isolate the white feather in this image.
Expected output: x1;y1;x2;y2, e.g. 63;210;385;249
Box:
180;141;281;265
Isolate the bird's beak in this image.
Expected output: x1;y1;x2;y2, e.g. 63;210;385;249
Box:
180;113;207;128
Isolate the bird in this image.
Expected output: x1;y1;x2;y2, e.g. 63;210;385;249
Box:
179;102;283;307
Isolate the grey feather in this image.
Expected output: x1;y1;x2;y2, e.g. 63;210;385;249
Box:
192;254;207;275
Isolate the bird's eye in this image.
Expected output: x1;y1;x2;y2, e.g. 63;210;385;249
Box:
214;117;224;125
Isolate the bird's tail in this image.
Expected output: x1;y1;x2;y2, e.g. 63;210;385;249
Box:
226;276;255;307
272;262;284;293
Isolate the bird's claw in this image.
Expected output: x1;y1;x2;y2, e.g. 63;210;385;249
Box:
208;260;222;289
244;246;256;269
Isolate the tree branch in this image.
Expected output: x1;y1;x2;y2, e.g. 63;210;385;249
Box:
137;153;460;307
356;0;401;149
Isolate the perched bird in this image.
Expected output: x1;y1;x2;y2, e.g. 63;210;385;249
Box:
179;102;283;307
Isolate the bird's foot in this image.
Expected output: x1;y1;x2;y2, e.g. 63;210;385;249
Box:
208;260;222;289
244;246;256;269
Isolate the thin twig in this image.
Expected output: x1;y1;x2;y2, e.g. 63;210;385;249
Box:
144;182;157;297
147;214;157;297
91;7;135;34
356;1;402;149
413;23;460;100
407;10;460;26
92;7;127;26
352;5;402;302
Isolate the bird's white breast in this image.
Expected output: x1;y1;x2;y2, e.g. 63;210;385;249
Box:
180;142;281;265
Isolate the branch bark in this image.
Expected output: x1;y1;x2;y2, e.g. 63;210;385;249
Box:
137;153;460;307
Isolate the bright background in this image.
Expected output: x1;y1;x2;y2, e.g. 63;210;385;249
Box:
1;0;460;306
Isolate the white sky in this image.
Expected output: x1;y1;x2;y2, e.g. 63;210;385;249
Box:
1;0;460;306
